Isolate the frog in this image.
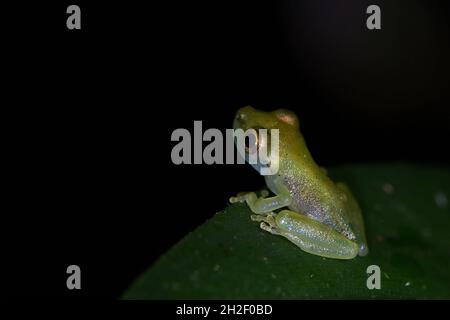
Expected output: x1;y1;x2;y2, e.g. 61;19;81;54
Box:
230;106;368;259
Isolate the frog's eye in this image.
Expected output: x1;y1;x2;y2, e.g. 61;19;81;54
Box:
244;130;259;154
235;112;246;121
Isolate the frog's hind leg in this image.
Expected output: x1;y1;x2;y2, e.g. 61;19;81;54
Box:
260;210;359;260
336;182;369;256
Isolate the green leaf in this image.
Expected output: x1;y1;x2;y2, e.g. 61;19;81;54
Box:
123;164;450;299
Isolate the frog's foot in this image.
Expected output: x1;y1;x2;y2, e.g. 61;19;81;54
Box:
260;189;269;198
230;191;254;204
229;190;269;204
251;213;281;235
250;212;275;221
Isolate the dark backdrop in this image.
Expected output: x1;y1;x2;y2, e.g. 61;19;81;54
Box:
3;1;449;297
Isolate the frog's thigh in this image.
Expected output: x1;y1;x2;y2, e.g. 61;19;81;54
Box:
230;191;292;215
274;210;359;260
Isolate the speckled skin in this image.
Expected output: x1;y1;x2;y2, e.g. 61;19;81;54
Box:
232;106;368;259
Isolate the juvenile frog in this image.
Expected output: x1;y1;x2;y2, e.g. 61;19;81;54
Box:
230;106;368;259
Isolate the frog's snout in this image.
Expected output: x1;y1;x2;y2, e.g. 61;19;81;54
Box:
233;114;243;130
233;106;257;130
234;111;246;123
233;110;247;130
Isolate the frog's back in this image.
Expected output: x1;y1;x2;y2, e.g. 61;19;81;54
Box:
279;161;356;241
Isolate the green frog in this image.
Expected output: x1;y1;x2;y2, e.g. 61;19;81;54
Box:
230;106;368;259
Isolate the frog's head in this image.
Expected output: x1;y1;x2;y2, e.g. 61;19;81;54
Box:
233;106;299;132
233;106;301;175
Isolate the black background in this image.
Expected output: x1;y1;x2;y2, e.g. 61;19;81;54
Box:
2;1;449;297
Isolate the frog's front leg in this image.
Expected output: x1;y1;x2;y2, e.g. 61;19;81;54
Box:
230;191;292;214
230;178;292;215
262;210;359;260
